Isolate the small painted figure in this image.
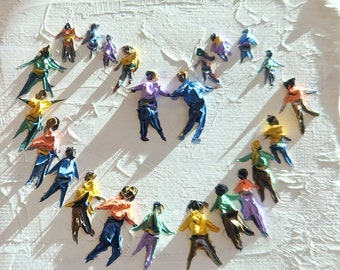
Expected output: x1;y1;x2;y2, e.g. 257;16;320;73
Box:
25;116;60;188
237;140;278;203
40;146;79;207
113;45;140;93
193;48;220;85
81;23;102;59
179;200;222;270
171;71;215;144
103;35;118;68
64;171;105;244
210;183;254;250
55;22;83;63
85;186;138;267
13;90;63;152
234;168;269;237
210;33;232;62
280;78;319;135
17;45;66;98
257;50;284;86
132;202;174;270
264;115;293;167
131;70;170;142
238;29;257;63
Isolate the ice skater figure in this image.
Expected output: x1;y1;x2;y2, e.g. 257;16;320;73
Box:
210;33;232;62
264;115;293;167
13;90;63;152
179;200;222;270
113;45;140;93
130;70;169;142
102;34;118;68
210;183;254;250
81;23;103;59
85;186;138;267
280;78;319;135
234;168;269;237
25;116;60;188
193;48;221;85
237;140;279;203
64;171;105;244
238;29;257;63
55;22;83;63
40;147;79;207
132;202;174;270
17;45;66;98
257;50;284;86
170;70;216;144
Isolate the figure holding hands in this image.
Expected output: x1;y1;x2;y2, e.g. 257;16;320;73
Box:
130;70;169;142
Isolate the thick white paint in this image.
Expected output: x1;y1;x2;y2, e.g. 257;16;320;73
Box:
0;1;339;269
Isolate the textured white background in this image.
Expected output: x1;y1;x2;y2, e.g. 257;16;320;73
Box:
0;0;339;269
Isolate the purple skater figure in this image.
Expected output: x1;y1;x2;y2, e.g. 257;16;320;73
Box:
238;29;257;63
210;33;232;62
103;35;118;68
234;168;268;237
130;70;170;142
193;48;221;86
132;202;174;270
40;147;79;208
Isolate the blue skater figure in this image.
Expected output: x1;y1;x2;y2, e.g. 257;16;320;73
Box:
25;116;60;188
16;45;66;98
82;23;102;59
131;70;170;142
258;50;284;86
263;115;293;167
171;71;215;144
40;147;79;207
238;29;257;63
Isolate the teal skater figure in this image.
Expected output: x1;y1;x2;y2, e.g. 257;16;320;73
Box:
17;45;66;98
132;202;174;270
237;140;278;203
258;50;284;86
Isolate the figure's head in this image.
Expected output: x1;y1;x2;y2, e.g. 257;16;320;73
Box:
64;22;71;29
177;70;188;82
122;45;133;55
186;200;208;212
195;48;205;56
106;34;111;41
266;115;279;126
242;29;249;34
153;201;164;213
90;23;99;31
40;45;51;58
215;183;228;196
238;168;248;180
35;90;47;100
284;78;296;90
84;170;97;181
119;185;138;201
145;70;159;82
65;146;76;159
251;140;262;152
265;50;273;58
210;33;217;41
45;116;60;131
